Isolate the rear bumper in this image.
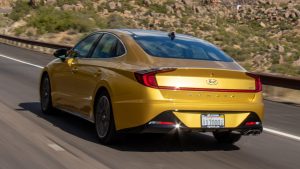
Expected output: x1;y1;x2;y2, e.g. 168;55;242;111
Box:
113;101;264;131
112;88;264;131
118;111;263;135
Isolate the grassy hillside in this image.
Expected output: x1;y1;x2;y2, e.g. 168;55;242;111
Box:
1;0;300;76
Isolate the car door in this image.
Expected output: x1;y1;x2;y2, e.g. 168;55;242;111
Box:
71;33;126;117
51;33;101;112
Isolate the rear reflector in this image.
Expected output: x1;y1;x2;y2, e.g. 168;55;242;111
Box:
245;121;260;126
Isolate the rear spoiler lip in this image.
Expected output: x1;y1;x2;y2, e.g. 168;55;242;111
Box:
147;67;246;72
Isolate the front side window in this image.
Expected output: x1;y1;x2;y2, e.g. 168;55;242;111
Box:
72;34;100;58
133;35;233;62
91;34;125;58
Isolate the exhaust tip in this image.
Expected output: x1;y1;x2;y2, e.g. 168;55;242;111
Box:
242;129;262;136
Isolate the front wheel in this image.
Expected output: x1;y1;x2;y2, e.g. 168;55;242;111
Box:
213;131;241;144
40;74;55;114
94;91;117;144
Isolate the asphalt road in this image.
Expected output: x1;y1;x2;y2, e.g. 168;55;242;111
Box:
0;43;300;169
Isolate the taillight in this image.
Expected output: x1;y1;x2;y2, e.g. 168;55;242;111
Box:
134;68;176;88
246;73;262;92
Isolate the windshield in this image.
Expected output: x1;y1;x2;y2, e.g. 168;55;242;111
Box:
133;35;233;62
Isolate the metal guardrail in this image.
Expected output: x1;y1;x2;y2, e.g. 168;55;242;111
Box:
256;73;300;90
0;34;299;90
0;34;72;49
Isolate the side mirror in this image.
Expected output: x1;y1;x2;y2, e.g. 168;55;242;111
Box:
53;48;68;60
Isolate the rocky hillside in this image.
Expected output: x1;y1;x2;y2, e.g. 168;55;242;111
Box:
0;0;300;76
0;0;13;8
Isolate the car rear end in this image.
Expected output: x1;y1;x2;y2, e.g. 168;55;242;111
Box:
133;67;263;136
113;30;264;142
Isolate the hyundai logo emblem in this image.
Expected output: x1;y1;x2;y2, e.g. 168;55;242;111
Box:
206;79;218;85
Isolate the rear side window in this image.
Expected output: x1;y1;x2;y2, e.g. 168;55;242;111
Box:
91;34;125;58
133;35;233;62
115;41;126;56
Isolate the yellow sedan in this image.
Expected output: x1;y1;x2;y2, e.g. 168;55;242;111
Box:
40;29;264;144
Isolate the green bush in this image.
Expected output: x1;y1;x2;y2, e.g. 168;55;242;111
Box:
9;0;31;21
222;46;248;61
14;26;26;36
270;64;300;76
56;0;79;6
28;7;74;33
28;7;106;34
149;4;167;13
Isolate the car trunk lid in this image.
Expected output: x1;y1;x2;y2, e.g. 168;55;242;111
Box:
155;68;261;92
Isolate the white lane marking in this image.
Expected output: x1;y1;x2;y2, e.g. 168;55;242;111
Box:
264;127;300;142
48;144;65;152
0;54;43;69
2;53;300;142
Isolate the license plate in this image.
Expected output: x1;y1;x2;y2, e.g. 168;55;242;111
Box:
201;114;225;128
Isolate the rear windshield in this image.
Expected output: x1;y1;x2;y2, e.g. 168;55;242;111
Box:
133;35;233;62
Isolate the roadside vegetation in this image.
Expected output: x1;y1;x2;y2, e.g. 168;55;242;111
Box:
27;7;105;34
1;0;300;76
8;0;31;21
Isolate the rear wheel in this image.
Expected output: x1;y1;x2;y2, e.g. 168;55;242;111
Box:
213;131;241;144
40;74;55;114
95;91;117;144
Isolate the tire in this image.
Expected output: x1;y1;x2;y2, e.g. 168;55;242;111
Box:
40;74;55;114
213;131;241;144
94;91;117;144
